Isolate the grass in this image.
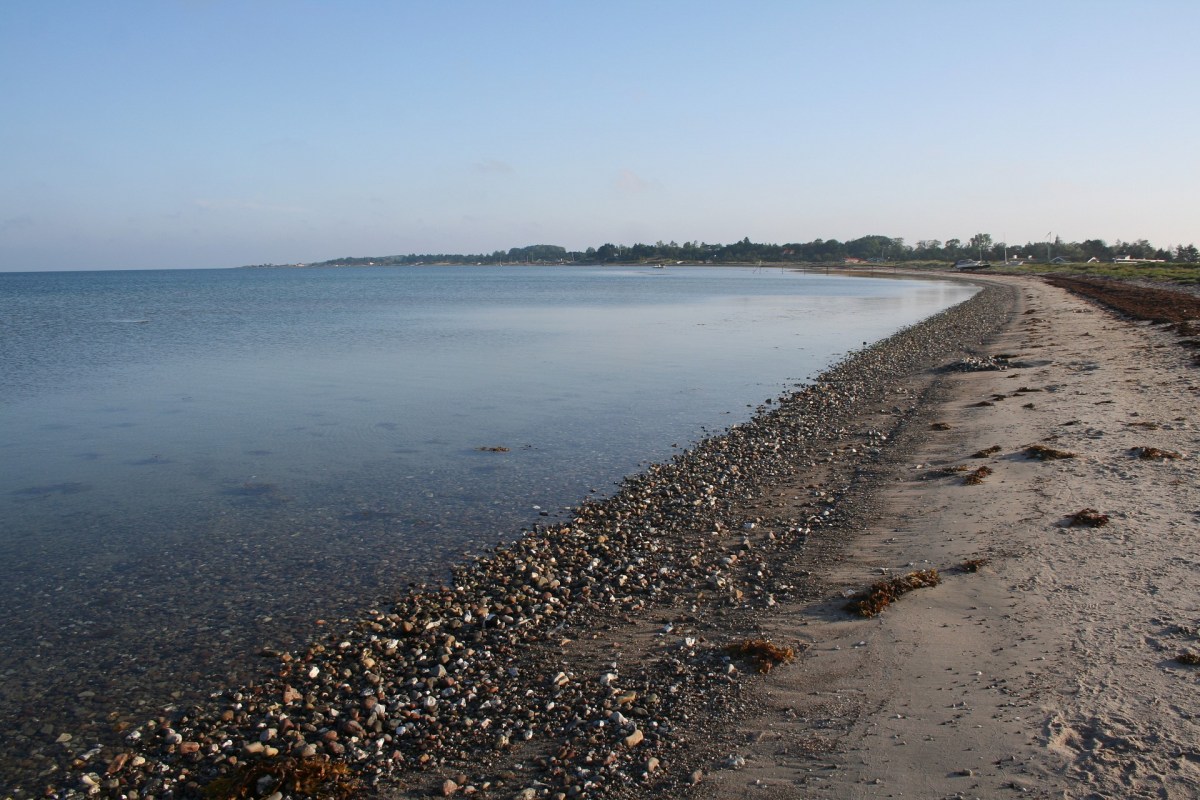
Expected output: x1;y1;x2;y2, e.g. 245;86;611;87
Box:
998;262;1200;285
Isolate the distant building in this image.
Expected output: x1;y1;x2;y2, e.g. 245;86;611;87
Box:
843;257;864;264
1049;256;1070;264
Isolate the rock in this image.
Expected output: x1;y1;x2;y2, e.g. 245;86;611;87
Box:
624;728;644;748
442;778;460;796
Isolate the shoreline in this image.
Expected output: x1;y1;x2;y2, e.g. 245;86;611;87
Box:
24;274;1200;799
26;278;1016;798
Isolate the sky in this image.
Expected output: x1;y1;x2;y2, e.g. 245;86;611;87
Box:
2;1;1198;271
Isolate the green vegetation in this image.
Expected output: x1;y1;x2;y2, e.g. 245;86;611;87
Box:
249;233;1200;284
998;261;1200;284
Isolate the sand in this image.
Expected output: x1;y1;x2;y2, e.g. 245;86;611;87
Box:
696;275;1200;799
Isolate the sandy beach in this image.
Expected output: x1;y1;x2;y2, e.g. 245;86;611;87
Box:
25;274;1200;799
695;274;1200;800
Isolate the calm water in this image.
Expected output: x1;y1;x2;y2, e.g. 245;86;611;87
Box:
0;265;974;756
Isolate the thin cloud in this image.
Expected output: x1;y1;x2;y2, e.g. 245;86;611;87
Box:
0;216;34;234
472;159;515;175
193;199;312;215
615;168;651;194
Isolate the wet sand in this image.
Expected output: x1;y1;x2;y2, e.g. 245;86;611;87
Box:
23;274;1200;798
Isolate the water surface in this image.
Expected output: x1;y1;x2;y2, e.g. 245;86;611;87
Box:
0;265;975;767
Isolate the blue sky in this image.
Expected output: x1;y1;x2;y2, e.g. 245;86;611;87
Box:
2;1;1197;270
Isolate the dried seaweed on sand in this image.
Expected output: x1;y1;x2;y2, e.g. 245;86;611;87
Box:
963;466;993;485
203;757;357;799
1132;446;1182;460
1025;444;1077;461
1067;508;1110;528
845;569;940;618
726;639;796;674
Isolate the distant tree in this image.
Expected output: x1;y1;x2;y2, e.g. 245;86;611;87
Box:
1174;244;1199;263
1079;239;1112;261
967;233;993;259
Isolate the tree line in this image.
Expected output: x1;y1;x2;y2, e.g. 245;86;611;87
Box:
308;234;1199;268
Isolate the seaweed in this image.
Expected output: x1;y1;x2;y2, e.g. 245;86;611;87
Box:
1067;508;1110;528
963;466;993;485
960;558;989;573
930;422;952;431
1176;652;1200;666
1024;444;1076;461
844;570;940;618
726;638;796;674
202;757;358;799
969;401;995;408
476;446;511;452
971;445;1002;458
1132;446;1182;460
925;465;969;479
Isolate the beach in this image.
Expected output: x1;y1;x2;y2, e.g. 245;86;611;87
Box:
29;274;1200;799
694;273;1200;800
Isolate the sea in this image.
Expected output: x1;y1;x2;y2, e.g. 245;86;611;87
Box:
0;264;976;775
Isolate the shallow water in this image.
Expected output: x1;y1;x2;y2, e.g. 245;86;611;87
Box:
0;265;974;772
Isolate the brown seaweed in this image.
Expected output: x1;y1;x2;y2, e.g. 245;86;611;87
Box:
1067;508;1110;528
1025;444;1076;461
726;638;796;674
963;466;993;485
844;570;941;618
1132;446;1182;460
